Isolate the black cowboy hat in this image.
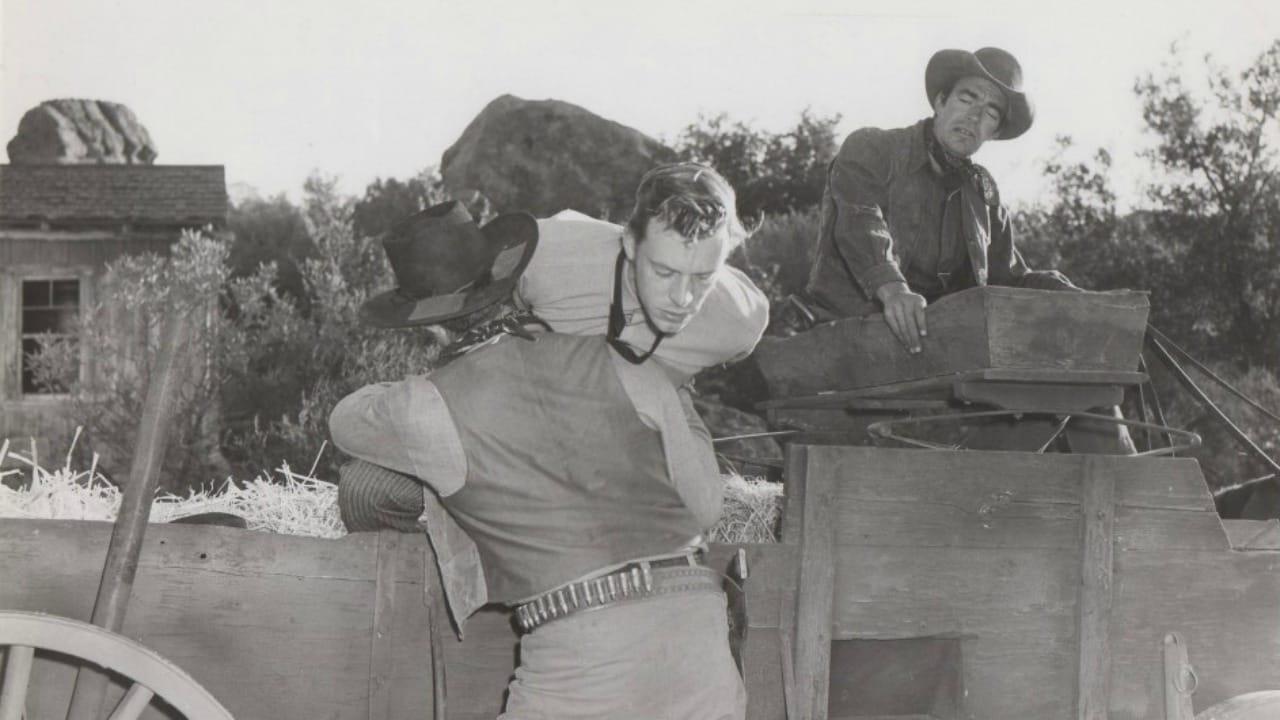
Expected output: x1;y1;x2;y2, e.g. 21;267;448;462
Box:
925;47;1034;140
361;201;538;328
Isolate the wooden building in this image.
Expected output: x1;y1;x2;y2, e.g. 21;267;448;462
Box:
0;164;228;440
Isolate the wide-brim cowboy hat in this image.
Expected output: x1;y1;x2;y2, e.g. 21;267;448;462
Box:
361;200;538;328
925;47;1034;140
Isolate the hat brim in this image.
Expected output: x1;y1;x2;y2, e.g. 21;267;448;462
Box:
925;49;1034;140
360;212;539;328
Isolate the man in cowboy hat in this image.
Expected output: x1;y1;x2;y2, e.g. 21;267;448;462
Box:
805;46;1077;353
329;199;747;719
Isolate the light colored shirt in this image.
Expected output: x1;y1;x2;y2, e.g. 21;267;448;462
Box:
515;210;770;381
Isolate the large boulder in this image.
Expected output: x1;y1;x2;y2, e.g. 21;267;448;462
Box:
7;99;157;165
440;95;675;219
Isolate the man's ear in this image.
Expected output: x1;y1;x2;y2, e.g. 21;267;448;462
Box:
931;92;947;114
621;229;638;261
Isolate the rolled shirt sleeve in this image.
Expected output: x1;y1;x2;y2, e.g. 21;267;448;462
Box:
328;375;468;497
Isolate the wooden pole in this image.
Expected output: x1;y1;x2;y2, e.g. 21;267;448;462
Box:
66;308;194;720
1077;457;1116;720
791;445;835;720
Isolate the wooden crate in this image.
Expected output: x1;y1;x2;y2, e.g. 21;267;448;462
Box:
784;446;1280;720
755;287;1150;398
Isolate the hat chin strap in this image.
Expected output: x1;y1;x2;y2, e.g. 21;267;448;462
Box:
606;249;665;365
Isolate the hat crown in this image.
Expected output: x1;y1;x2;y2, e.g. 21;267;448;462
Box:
382;201;494;298
974;47;1023;92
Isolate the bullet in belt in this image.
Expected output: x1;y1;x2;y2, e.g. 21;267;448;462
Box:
569;584;580;608
607;575;619;599
619;573;631;595
584;581;595;605
558;592;570;615
536;597;548;622
642;564;653;592
595;579;607;602
632;567;643;593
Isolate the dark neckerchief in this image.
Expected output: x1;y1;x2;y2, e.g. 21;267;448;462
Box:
607;249;665;365
923;118;999;206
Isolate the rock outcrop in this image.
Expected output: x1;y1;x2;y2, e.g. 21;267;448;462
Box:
440;95;675;219
7;99;157;165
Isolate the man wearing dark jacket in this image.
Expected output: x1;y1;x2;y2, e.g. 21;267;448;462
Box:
807;46;1076;353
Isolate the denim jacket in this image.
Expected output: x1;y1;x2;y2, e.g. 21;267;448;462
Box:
807;119;1075;318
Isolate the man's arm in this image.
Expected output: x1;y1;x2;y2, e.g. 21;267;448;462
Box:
674;386;725;531
988;205;1080;292
826;130;928;352
328;376;467;496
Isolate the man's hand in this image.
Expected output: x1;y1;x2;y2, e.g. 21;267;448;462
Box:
875;282;928;353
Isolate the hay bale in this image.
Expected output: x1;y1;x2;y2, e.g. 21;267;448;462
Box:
1;436;782;543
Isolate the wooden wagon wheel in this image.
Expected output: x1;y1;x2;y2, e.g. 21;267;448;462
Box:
1195;691;1280;720
0;611;234;720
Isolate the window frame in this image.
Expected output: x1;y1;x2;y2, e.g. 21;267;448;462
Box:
2;266;94;403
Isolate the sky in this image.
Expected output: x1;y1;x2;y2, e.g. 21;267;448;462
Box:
3;0;1278;211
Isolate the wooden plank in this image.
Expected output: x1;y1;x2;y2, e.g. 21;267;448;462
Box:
753;287;1148;398
1108;550;1280;719
1111;457;1215;512
1115;507;1229;552
752;287;990;398
954;380;1124;413
782;444;809;545
1222;519;1280;550
831;547;1079;638
369;530;399;720
744;628;788;720
983;286;1148;372
1077;457;1116;720
0;519;437;720
834;496;1080;551
793;446;837;720
814;445;1084;505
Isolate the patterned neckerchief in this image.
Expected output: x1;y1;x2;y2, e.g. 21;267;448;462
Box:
923;118;999;206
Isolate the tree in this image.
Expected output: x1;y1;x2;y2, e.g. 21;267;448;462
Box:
352;168;453;239
228;193;313;304
1135;40;1280;369
674;109;841;219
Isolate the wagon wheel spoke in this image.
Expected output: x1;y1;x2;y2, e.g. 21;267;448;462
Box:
107;682;155;720
0;644;35;720
0;612;233;720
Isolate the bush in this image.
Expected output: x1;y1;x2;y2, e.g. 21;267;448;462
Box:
27;176;446;491
728;207;820;336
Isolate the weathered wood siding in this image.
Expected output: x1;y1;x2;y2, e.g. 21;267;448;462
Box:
789;446;1280;720
0;520;798;719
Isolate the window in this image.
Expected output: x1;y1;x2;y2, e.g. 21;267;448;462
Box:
21;278;80;394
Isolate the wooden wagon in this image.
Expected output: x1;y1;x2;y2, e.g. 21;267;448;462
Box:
3;287;1279;719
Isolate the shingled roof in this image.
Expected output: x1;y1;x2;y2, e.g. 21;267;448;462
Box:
0;165;228;226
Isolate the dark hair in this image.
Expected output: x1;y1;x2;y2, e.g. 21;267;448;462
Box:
625;163;749;248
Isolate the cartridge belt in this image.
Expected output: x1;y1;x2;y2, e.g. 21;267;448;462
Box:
515;553;711;633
